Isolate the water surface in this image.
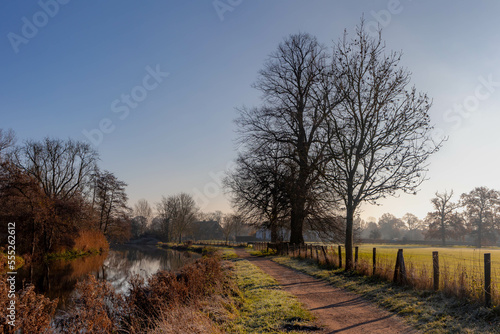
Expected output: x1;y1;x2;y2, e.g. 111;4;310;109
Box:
17;244;201;309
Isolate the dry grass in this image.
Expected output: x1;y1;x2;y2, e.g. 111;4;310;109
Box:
72;229;110;253
0;278;58;333
288;244;500;308
55;254;237;333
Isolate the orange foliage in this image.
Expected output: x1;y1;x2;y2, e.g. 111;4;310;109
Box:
72;230;109;253
0;278;57;333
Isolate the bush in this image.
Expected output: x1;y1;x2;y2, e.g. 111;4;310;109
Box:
72;229;110;253
0;278;57;333
55;275;125;333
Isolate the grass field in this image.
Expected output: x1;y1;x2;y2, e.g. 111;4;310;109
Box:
326;243;500;306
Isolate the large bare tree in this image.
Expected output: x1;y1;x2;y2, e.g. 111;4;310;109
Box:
92;169;131;237
224;142;290;242
324;22;441;269
156;193;198;243
425;190;465;245
461;187;500;247
12;137;98;200
132;199;153;237
235;33;336;243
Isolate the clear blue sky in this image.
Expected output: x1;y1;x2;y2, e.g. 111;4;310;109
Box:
1;1;500;221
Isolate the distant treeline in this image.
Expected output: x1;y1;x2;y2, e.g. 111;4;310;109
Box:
360;189;500;247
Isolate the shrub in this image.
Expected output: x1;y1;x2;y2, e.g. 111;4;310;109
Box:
55;275;125;333
72;229;110;253
0;278;57;333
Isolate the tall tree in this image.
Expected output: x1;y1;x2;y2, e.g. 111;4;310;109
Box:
425;190;465;245
132;199;153;237
224;142;290;243
324;22;441;269
12;138;98;200
0;129;15;159
92;170;131;237
461;187;500;247
402;212;424;240
156;193;198;243
221;213;243;244
378;213;405;240
236;32;335;244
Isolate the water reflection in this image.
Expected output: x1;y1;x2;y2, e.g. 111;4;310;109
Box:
16;245;200;309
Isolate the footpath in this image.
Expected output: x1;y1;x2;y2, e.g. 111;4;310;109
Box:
235;248;418;334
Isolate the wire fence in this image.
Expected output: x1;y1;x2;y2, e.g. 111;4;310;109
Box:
254;242;499;308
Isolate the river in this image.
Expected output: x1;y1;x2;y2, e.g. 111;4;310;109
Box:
16;244;201;309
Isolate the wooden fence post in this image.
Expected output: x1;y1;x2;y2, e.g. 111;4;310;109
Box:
485;253;491;307
372;248;376;275
310;245;313;258
286;243;289;256
393;249;407;285
321;246;330;266
338;245;342;269
354;246;359;269
432;251;439;291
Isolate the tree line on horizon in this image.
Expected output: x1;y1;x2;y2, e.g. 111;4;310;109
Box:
361;187;500;248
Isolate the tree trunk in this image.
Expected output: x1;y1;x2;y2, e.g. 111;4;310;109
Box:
290;200;305;244
440;217;446;246
270;220;279;243
345;205;354;270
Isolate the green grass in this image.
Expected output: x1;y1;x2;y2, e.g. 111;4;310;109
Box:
45;248;104;260
272;255;500;334
227;258;318;333
0;252;24;273
357;244;500;276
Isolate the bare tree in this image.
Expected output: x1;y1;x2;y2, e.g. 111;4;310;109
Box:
156;193;198;243
425;190;464;245
402;213;424;240
221;213;242;244
461;187;500;247
132;199;153;237
13;137;98;200
378;213;405;240
236;32;336;244
225;142;290;242
323;22;441;269
0;129;15;158
92;170;131;237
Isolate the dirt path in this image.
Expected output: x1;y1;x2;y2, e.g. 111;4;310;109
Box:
235;249;418;334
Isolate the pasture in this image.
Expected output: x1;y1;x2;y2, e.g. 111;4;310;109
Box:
354;244;500;306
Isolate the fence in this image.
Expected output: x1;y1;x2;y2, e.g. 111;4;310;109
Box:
195;240;249;248
253;242;498;307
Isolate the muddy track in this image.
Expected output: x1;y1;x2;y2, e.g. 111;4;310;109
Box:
235;249;418;334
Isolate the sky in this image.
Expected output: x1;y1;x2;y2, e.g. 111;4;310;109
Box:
1;1;500;222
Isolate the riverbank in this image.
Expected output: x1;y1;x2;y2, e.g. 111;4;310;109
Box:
0;246;317;333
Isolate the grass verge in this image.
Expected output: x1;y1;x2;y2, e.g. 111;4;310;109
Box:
272;255;500;334
228;257;319;333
